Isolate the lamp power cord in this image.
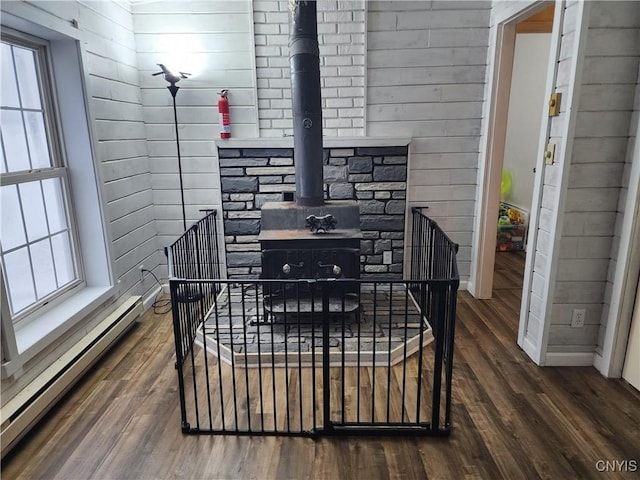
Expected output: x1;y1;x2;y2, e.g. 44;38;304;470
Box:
141;268;171;315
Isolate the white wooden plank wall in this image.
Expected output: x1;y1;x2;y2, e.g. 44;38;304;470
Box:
75;0;163;300
132;1;253;264
367;0;491;280
547;1;640;352
253;0;365;137
597;61;640;351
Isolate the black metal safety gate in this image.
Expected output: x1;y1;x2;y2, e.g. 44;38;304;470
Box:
167;208;459;437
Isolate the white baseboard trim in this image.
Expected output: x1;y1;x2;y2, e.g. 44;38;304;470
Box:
458;280;468;291
544;352;595;367
522;336;541;365
465;280;475;296
142;285;162;312
592;351;620;377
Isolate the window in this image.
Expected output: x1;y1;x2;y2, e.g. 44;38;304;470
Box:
1;9;114;376
0;32;82;326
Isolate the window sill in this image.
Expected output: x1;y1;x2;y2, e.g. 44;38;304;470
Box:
13;286;115;366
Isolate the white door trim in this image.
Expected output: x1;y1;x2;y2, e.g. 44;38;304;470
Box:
469;0;556;300
468;19;516;299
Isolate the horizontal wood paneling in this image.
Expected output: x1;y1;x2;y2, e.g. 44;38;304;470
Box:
367;1;490;283
132;0;254;264
79;0;162;297
551;1;640;352
79;0;162;311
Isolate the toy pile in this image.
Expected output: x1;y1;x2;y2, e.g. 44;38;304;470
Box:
497;202;527;251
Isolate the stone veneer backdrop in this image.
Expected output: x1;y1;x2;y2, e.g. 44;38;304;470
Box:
219;145;408;279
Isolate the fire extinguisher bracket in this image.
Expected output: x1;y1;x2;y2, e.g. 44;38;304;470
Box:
218;89;231;139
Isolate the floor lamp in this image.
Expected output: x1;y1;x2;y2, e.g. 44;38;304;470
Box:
153;64;190;231
153;64;201;303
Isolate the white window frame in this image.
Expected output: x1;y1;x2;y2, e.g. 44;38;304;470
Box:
1;5;116;379
1;30;85;326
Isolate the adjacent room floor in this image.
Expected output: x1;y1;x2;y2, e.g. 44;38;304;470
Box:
3;252;639;479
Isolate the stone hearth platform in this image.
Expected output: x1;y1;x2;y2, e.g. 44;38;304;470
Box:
195;284;433;368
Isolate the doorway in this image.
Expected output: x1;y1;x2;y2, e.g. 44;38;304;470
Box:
493;7;554;316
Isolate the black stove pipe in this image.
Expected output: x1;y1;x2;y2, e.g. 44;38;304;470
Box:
289;0;324;206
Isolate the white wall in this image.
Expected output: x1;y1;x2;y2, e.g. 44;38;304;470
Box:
504;1;640;363
547;1;639;355
82;1;162;298
254;0;365;137
132;0;256;251
366;0;492;280
502;33;551;211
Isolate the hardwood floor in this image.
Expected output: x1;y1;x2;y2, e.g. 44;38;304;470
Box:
3;253;639;479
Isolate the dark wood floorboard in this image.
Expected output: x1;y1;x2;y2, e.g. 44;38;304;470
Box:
3;253;639;479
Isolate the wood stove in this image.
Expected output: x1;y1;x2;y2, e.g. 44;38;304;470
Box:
257;1;361;318
259;200;362;317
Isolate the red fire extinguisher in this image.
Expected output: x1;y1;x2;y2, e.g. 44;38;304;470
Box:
218;89;231;139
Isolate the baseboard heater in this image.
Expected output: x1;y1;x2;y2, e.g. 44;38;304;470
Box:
0;296;143;458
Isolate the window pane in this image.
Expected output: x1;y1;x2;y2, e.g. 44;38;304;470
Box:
0;184;27;251
13;45;41;110
1;43;19;108
19;181;48;241
30;238;56;299
3;246;35;314
1;109;30;172
42;177;67;234
24;111;51;168
51;231;75;287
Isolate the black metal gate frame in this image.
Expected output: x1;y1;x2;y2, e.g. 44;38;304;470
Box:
167;208;459;438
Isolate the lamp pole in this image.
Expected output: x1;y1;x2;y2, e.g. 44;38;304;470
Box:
153;64;190;233
168;83;187;232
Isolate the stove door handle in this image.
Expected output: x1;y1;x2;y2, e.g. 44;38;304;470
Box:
317;262;342;278
282;262;304;276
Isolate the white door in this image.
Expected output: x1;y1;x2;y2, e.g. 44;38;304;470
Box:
622;281;640;391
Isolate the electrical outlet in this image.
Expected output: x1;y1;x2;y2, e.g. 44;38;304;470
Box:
383;251;392;265
571;308;586;328
139;265;145;282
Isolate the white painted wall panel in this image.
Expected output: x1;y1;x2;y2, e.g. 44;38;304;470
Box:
132;0;254;274
503;0;584;360
77;1;161;298
253;0;366;137
598;60;640;351
549;1;640;353
502;33;551;211
367;1;490;281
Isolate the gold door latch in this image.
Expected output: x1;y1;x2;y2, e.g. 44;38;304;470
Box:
544;143;556;165
548;92;561;116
